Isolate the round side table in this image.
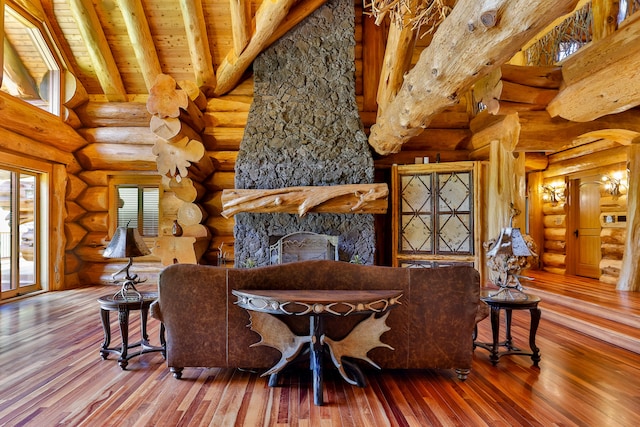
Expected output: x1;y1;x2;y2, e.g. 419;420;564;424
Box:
474;290;541;366
98;291;165;369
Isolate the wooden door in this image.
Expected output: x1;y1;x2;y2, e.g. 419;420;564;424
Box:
574;177;601;278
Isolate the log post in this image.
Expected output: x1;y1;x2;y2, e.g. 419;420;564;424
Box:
148;75;213;265
617;140;638;291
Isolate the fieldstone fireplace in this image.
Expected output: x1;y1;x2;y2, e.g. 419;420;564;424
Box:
233;0;375;266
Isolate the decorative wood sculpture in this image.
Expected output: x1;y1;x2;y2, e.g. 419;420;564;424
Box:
220;183;389;218
148;74;213;265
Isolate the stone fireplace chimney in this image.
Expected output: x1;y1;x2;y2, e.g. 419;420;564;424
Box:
234;0;376;266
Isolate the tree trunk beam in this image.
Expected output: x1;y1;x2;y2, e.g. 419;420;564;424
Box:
215;0;326;96
178;0;216;88
368;0;580;155
221;184;389;218
177;202;207;227
68;0;127;101
500;64;562;89
78;126;164;145
376;0;418;117
117;0;163;91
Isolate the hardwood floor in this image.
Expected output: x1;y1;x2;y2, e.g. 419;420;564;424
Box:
1;275;639;426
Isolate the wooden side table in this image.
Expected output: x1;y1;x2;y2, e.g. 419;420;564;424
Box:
474;290;541;366
98;292;165;369
233;289;402;406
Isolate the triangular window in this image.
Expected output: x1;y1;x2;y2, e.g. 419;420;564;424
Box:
2;4;61;115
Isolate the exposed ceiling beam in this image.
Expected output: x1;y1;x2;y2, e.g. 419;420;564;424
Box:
367;0;581;155
215;0;327;96
376;0;418;118
229;0;251;57
215;0;298;95
117;0;162;92
179;0;216;88
547;11;640;122
69;0;127;101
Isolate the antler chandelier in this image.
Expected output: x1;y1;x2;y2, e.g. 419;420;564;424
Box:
364;0;452;32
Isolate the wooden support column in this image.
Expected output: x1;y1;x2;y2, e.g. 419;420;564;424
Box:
148;75;213;265
617;140;639;291
485;121;526;240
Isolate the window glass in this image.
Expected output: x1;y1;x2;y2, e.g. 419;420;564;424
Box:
1;4;61;115
111;177;161;238
0;168;40;299
117;185;159;237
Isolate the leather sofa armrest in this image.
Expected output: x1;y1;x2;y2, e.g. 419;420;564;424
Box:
475;300;490;324
150;300;163;323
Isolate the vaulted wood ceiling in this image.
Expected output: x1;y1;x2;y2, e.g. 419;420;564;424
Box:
4;0;640;156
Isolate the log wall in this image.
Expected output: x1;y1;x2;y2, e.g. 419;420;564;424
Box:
67;101;160;286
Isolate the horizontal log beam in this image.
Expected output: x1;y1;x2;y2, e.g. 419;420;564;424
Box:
0;92;87;152
221;184;389;218
76;143;157;171
75;102;151;127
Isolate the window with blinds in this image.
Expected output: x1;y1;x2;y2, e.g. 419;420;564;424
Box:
110;176;161;238
117;186;159;237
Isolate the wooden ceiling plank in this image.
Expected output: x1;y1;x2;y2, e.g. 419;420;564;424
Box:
228;0;251;57
546;12;640;122
179;0;216;88
116;0;163;92
367;0;580;155
68;0;127;101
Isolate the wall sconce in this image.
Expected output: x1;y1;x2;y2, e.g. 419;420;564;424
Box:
541;183;566;206
601;171;627;199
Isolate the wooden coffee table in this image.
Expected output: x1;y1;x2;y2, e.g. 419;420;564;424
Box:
233;289;402;405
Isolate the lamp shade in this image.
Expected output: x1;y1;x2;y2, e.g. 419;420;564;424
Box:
103;226;151;259
486;227;533;258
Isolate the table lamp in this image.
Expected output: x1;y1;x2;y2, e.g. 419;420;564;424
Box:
485;207;538;301
103;225;151;300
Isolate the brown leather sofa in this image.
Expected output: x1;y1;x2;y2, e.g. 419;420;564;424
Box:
151;260;488;380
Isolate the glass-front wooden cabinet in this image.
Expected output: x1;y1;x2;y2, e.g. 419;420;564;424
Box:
392;162;484;277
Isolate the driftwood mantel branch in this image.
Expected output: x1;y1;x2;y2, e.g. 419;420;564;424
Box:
367;0;580;155
220;184;389;218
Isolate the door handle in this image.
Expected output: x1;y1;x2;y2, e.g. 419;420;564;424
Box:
574;229;579;238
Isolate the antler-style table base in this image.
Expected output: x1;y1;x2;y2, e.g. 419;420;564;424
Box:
233;289;402;406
